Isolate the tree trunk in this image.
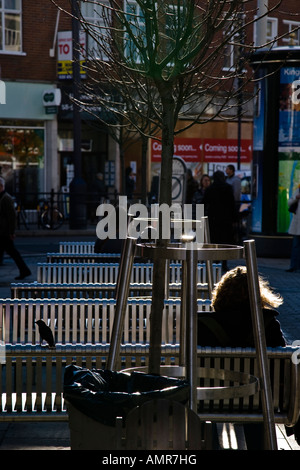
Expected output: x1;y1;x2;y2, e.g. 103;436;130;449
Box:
149;83;175;374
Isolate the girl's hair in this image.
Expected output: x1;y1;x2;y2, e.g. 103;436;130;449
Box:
211;265;283;311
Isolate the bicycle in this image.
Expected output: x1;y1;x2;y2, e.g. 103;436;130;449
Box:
37;198;64;230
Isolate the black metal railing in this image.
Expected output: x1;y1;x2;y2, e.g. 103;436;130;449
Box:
13;189;142;230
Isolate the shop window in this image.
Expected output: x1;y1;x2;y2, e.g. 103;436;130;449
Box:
0;123;45;205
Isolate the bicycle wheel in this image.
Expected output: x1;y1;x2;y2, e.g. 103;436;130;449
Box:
41;208;64;229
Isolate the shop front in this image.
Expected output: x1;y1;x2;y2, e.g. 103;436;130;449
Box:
0;81;58;207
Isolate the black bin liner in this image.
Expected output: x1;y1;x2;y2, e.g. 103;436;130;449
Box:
64;364;190;427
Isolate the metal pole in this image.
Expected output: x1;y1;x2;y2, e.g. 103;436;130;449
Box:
203;217;214;299
185;245;198;412
179;259;187;366
69;0;87;229
256;0;268;48
107;236;136;370
115;211;133;300
244;239;278;450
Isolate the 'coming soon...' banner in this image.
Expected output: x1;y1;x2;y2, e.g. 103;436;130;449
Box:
151;138;252;163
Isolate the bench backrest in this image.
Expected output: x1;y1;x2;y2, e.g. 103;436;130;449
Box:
1;298;212;346
59;241;95;254
10;281;211;299
36;262;222;284
47;253;121;263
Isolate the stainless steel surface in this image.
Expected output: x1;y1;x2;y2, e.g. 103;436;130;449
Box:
185;247;198;412
135;242;244;261
244;239;278;450
107;230;277;450
107;236;137;370
122;365;259;402
203;217;214;298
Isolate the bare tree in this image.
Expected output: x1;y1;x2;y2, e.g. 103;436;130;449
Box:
54;0;299;373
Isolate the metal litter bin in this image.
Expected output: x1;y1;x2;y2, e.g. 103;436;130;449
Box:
64;364;190;450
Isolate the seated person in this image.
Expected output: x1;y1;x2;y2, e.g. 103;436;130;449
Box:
197;265;287;449
197;265;286;348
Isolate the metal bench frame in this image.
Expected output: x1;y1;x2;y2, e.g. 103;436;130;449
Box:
0;344;298;427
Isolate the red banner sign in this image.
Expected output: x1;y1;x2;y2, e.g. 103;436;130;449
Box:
151;138;252;163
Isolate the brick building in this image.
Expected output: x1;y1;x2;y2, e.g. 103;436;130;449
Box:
0;0;114;205
0;1;299;222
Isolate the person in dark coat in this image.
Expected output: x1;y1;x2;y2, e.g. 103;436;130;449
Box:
202;170;236;271
0;177;31;280
192;174;211;219
125;167;135;200
185;168;198;204
202;170;236;245
197;265;287;449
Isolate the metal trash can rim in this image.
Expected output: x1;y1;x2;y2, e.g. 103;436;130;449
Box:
122;365;259;401
135;241;244;261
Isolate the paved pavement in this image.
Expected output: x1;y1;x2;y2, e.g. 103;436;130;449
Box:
0;229;299;450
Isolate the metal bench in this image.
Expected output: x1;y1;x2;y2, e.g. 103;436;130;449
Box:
1;298;212;346
1;344;299;429
59;241;96;254
47;253;121;263
10;281;208;299
36;261;222;285
0;344;178;421
123;345;300;427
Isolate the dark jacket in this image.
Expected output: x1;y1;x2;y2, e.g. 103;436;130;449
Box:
202;180;236;244
197;306;286;348
0;191;17;237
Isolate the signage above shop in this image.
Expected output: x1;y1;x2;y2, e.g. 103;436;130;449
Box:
151;137;252;164
42;88;61;114
57;30;86;80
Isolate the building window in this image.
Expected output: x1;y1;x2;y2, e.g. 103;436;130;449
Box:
80;0;109;58
282;20;300;46
253;17;278;47
223;16;244;72
223;32;241;71
124;1;146;63
0;122;45;197
0;0;22;53
124;1;185;66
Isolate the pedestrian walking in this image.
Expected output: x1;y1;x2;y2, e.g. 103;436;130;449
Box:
0;177;31;280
